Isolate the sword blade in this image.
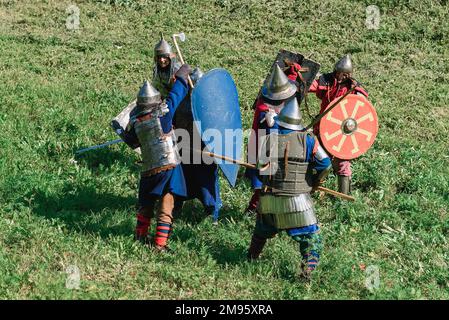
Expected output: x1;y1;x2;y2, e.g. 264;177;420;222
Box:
75;139;123;155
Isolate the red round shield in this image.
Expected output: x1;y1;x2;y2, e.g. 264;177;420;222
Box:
319;94;378;160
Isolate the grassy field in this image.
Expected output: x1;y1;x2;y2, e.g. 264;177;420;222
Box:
0;0;448;299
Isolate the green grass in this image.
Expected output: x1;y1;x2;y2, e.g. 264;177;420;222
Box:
0;0;448;299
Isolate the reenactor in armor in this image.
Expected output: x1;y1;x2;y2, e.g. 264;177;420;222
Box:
245;64;300;213
121;64;193;252
247;97;332;280
152;35;222;221
152;33;182;98
173;68;222;221
108;34;228;233
309;54;368;194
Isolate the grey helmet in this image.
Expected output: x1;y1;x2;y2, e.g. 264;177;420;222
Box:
134;80;162;117
261;64;297;101
275;97;304;130
334;54;353;73
190;67;204;85
154;33;173;57
137;80;161;105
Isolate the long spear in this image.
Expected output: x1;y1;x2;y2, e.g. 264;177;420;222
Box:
75;139;123;155
198;150;354;201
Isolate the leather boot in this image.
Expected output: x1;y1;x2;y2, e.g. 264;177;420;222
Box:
337;175;351;195
247;234;267;260
245;190;261;214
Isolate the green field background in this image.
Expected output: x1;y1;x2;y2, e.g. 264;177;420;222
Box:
0;0;448;299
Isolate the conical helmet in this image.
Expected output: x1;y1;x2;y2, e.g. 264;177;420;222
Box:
154;33;172;57
261;64;297;101
137;80;161;106
334;54;353;73
275;97;304;130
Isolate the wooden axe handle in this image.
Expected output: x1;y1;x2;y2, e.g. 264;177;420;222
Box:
317;186;355;201
199;151;355;201
172;35;195;89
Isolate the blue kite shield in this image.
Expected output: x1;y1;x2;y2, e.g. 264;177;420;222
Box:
191;68;242;187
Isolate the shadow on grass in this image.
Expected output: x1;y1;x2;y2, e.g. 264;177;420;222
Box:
74;147;139;172
173;225;249;266
30;183;137;238
173;199;209;224
208;243;248;266
173;199;250;265
174;197;246;224
28;172;267;271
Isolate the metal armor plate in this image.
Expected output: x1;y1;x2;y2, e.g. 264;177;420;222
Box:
259;193;314;213
258;193;317;229
319;94;378;160
260;131;313;195
111;100;141;154
134;115;180;173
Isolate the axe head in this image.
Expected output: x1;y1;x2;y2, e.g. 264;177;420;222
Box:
173;32;186;42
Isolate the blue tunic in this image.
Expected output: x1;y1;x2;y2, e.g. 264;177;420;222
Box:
125;77;189;206
172;94;223;219
180;163;222;218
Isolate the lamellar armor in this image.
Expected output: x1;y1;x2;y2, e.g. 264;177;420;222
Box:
134;114;181;175
258;131;317;229
130;80;181;175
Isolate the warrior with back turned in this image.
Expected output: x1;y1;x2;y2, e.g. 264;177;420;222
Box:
172;67;223;221
247;97;332;279
245;64;301;213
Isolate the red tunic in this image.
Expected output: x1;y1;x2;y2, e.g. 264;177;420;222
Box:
248;62;302;163
309;72;368;135
248;98;270;164
285;62;302;82
309;72;368;176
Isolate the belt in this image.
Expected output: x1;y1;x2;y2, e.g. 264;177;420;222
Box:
261;185;311;196
141;164;177;177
